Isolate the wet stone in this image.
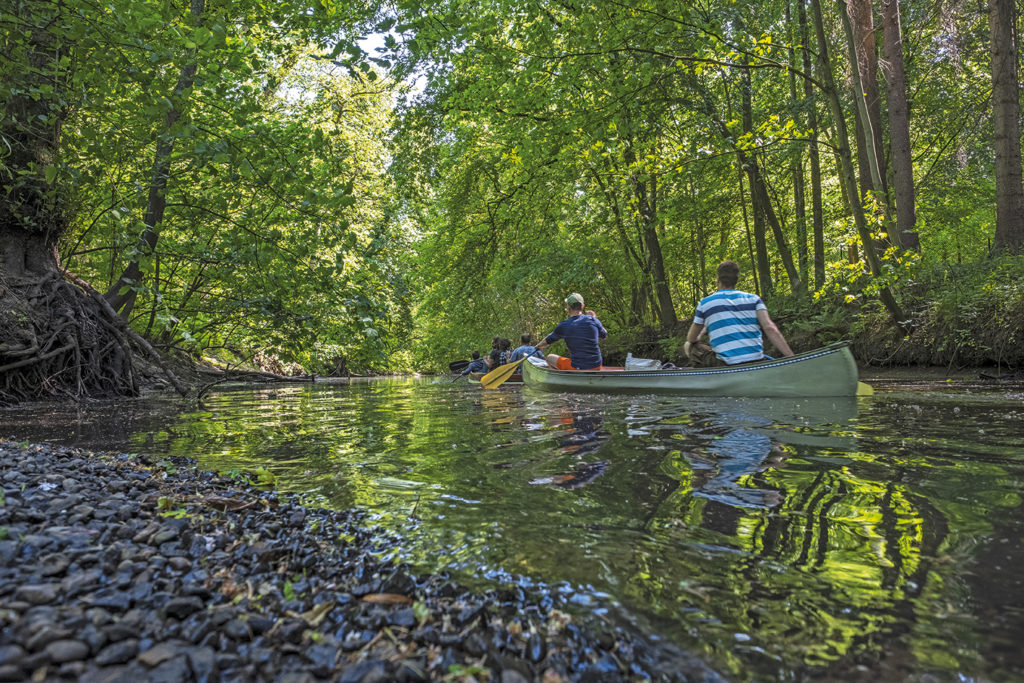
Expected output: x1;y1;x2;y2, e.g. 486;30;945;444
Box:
138;641;179;667
501;671;531;683
14;583;60;604
273;619;307;645
463;633;487;657
45;639;90;663
39;553;71;577
150;528;179;545
0;542;17;566
186;646;217;683
338;660;388;683
304;642;339;676
387;606;416;628
223;619;252;641
96;639;139;666
87;588;131;612
163;597;204;620
26;624;72;651
0;645;25;666
0;665;23;682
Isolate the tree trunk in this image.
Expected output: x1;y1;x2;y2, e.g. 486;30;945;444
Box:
880;0;920;252
799;0;826;289
634;174;678;330
841;0;894;247
738;163;762;296
1;1;137;403
811;0;906;323
988;0;1024;254
741;68;774;296
105;0;206;315
789;0;809;291
847;0;888;206
742;67;802;294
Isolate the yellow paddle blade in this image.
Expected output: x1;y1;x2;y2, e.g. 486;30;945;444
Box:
856;381;874;396
480;357;527;389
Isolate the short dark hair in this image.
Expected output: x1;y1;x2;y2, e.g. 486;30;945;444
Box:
717;260;740;288
471;350;480;359
520;333;531;345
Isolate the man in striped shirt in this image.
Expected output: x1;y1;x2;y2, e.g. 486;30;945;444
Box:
684;261;794;366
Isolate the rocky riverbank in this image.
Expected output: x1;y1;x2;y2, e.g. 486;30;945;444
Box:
0;440;717;682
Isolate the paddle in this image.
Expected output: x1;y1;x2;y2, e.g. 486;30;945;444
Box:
449;360;470;372
856;381;874;397
480;356;529;389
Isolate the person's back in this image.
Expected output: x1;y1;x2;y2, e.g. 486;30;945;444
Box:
693;288;766;364
510;333;544;362
685;260;793;366
555;314;606;368
460;351;489;375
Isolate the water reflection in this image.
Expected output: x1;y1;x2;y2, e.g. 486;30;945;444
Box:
3;381;1024;680
528;407;609;489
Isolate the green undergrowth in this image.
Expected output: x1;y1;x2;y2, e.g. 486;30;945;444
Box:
616;255;1024;370
770;254;1024;369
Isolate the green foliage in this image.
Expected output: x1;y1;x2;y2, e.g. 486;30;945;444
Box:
157;496;190;519
252;467;277;488
3;0;1019;374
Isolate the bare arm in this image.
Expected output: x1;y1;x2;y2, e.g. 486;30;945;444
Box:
684;322;705;359
756;309;794;356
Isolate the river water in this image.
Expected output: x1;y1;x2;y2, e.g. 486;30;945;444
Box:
3;377;1024;680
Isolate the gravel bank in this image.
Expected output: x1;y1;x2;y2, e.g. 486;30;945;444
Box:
0;440;717;682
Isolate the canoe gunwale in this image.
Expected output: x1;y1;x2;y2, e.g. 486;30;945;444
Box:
521;342;859;397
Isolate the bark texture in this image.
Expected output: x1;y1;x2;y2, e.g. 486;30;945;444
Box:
881;0;920;251
988;0;1024;254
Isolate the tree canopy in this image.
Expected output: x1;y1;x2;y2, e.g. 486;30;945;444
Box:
2;0;1022;392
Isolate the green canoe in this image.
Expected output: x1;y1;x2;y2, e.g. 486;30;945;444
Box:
521;341;864;397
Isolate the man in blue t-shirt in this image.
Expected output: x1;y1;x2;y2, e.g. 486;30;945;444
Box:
509;333;545;362
685;260;793;366
535;293;608;370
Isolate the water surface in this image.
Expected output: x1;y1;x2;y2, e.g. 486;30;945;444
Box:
4;377;1024;680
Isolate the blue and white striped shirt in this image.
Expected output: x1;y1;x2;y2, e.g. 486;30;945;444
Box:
693;289;767;364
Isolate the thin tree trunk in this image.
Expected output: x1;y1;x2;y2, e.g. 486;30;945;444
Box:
742;67;774;295
847;0;889;199
742;67;802;294
988;0;1024;254
105;0;206;315
840;0;894;245
635;174;678;329
799;0;826;289
737;166;761;297
789;0;809;291
811;0;906;323
880;0;920;251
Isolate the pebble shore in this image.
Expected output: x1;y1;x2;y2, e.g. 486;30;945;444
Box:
0;440;717;682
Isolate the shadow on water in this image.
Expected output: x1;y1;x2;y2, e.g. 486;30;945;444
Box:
3;379;1024;680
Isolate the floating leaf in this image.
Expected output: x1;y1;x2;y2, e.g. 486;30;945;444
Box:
362;593;412;605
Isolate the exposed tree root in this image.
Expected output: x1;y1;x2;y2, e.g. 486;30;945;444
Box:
0;273;137;404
